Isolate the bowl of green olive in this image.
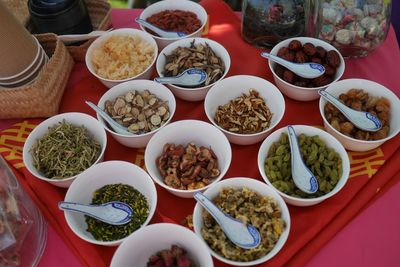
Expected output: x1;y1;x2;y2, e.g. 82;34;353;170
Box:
257;125;350;206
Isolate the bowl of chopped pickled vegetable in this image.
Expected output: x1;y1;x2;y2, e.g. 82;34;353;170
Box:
23;112;107;188
192;177;290;266
257;125;350;206
63;160;157;246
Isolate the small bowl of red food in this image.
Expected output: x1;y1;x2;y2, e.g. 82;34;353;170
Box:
110;223;214;267
268;37;345;101
138;0;208;50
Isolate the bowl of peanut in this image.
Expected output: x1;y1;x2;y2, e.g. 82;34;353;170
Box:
204;75;285;145
268;37;345;101
319;78;400;151
96;79;176;148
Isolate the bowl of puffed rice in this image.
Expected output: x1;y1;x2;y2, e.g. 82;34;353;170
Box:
86;28;158;88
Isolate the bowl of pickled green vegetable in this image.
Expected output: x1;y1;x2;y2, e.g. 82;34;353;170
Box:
63;160;157;246
257;125;350;206
23;112;107;188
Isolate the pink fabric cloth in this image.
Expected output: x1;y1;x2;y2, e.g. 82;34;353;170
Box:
0;8;398;267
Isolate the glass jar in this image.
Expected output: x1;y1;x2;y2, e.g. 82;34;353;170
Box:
0;156;47;266
314;0;392;58
241;0;307;48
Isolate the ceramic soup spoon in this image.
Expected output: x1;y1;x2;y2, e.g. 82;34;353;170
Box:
319;90;382;132
86;101;133;135
154;68;208;87
261;51;325;79
59;201;133;225
287;125;319;194
194;192;261;249
135;18;186;38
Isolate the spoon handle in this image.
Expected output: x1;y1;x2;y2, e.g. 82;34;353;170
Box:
194;192;228;225
318;90;354;115
287;126;318;194
154;76;179;84
85;101;130;135
59;201;105;218
260;52;293;70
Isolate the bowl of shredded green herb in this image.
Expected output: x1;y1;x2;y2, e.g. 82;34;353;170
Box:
23;112;107;188
63;160;157;246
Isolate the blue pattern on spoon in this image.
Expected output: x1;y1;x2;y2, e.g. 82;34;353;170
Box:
194;192;261;249
59;201;133;225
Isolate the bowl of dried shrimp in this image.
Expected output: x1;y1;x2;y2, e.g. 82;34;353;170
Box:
156;37;231;101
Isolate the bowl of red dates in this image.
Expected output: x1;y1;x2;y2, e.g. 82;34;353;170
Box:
138;0;207;50
268;37;345;101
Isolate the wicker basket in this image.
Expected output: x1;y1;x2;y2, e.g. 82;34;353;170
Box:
0;33;74;119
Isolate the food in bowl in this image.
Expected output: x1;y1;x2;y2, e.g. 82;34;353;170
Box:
104;89;170;134
275;40;341;87
85;183;149;242
31;120;101;179
214;88;273;134
324;88;390;140
163;40;225;86
265;133;342;198
156;143;220;190
147;244;196;267
145;10;202;36
91;34;155;80
201;187;286;262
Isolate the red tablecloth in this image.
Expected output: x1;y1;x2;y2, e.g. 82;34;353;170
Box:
1;1;399;266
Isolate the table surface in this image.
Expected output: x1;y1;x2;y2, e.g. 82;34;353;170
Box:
1;7;399;267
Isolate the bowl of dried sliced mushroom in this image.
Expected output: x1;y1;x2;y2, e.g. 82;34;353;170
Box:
156;37;231;101
204;75;285;145
144;119;232;198
96;80;176;148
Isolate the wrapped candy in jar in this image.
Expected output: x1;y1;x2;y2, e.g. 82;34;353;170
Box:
314;0;392;57
241;0;307;47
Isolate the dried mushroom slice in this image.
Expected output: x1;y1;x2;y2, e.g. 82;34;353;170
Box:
103;89;170;135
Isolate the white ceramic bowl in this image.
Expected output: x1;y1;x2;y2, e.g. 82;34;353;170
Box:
156;37;231;101
139;0;208;50
23;112;107;188
257;125;350;206
144;119;232;198
96;80;176;148
319;78;400;151
269;37;345;101
193;177;291;266
64;160;157;246
85;28;158;88
204;75;285;145
110;223;214;267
